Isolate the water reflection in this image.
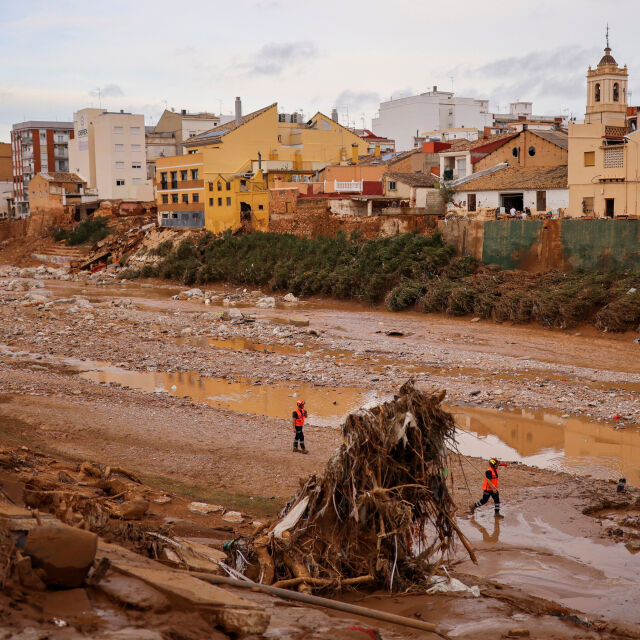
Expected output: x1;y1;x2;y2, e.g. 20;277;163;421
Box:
453;406;640;484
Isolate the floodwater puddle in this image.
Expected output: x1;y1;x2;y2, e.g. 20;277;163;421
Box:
452;405;640;484
78;364;375;428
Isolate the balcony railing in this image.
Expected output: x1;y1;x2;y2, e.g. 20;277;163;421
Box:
334;180;362;193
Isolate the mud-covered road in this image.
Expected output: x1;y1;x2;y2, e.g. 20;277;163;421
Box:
1;265;640;638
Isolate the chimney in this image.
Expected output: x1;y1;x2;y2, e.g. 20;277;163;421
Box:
181;109;187;115
120;109;124;113
351;143;359;165
433;85;438;93
257;151;262;172
331;108;338;122
235;97;242;126
374;144;381;157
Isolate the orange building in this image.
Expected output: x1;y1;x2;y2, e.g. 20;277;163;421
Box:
0;142;11;182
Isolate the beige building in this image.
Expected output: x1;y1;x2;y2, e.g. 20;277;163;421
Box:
68;108;153;201
154;109;234;155
568;42;639;217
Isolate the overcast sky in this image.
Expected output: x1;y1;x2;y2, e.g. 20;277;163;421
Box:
1;0;638;141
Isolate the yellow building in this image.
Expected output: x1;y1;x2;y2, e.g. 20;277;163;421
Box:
567;41;640;218
156;101;368;233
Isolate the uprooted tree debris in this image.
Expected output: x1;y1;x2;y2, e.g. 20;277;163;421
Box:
241;380;475;594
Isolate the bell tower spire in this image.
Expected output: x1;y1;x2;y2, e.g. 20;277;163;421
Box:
585;28;628;125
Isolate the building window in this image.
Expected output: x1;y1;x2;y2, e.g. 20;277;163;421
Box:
582;197;594;214
130;126;141;134
116;161;125;169
170;171;178;188
191;169;199;180
226;197;231;205
604;147;624;168
162;194;169;204
115;144;124;152
218;197;222;206
132;162;142;169
181;170;188;181
160;172;167;182
131;144;141;151
182;194;189;204
116;179;125;186
258;204;264;210
468;194;476;212
389;181;397;191
209;198;214;206
613;83;619;102
208;182;213;191
188;150;197;155
584;151;595;167
278;135;282;142
595;83;601;102
512;147;519;158
217;181;222;191
193;193;199;203
114;126;123;134
171;193;179;203
528;146;536;157
188;131;196;137
226;181;231;191
536;191;546;211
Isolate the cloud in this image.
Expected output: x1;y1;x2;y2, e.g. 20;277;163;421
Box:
245;41;318;76
334;90;380;111
89;84;124;98
451;46;598;110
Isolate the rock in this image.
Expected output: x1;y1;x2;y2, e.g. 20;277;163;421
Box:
627;287;637;294
98;573;171;611
180;327;193;336
218;608;270;636
152;495;172;504
385;329;404;336
73;296;92;308
290;316;309;327
294;342;304;348
307;328;320;336
256;296;276;308
182;288;204;298
283;293;299;303
470;317;481;323
15;554;47;590
188;501;224;515
111;498;149;520
24;524;98;587
228;308;244;320
470;390;482;396
222;510;243;523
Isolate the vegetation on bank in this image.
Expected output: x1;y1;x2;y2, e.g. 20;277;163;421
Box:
120;231;640;332
54;216;110;246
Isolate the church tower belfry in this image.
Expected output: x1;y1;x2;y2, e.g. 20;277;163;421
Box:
585;27;628;125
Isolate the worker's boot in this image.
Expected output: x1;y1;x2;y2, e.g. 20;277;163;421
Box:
300;445;309;455
494;510;504;519
292;443;298;453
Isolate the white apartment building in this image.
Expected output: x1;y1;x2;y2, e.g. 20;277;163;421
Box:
68;108;154;201
372;87;493;151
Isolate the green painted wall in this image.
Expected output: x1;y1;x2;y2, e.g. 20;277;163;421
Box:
560;219;640;270
481;220;543;269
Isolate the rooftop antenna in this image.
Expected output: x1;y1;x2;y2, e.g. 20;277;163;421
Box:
218;99;223;115
449;75;455;92
606;23;610;49
361;113;366;129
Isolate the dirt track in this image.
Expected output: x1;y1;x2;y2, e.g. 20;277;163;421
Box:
1;267;640;637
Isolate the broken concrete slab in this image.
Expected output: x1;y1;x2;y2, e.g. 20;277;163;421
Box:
97;573;171;612
24;523;97;587
188;501;224;515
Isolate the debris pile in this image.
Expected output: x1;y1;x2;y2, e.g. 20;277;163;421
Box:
246;381;470;593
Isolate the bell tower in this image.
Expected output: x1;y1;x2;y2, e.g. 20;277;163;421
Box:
585;27;628;125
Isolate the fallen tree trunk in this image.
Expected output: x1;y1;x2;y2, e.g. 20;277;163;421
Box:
192;572;450;639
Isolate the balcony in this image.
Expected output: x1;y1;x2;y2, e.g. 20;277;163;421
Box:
334;180;363;193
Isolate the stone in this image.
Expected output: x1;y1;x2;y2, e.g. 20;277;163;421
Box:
111;498;149;520
385;329;404;336
15;554;47;590
290;316;309;327
180;327;193;336
256;296;276;308
471;317;481;322
228;308;244;320
283;293;299;303
152;495;172;504
24;523;98;587
182;288;204;298
217;608;270;636
222;510;243;523
188;501;224;515
97;573;170;611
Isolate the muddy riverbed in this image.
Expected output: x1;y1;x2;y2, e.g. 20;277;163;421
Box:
1;267;640;637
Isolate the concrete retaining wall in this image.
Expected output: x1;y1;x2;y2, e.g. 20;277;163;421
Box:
438;218;640;271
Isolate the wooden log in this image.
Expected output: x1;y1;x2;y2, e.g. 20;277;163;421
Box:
272;574;374;590
191;572;450;639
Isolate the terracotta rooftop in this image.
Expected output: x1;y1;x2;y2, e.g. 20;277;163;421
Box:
453;165;567;191
441;132;517;153
385;172;438;187
351;148;420;166
184;104;277;147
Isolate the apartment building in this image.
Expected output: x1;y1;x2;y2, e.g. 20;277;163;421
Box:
372;87;493;151
154;109;235;155
68;108;153;201
0;142;11;181
10;120;74;215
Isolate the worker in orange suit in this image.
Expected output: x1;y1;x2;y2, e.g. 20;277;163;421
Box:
470;457;507;517
292;399;308;454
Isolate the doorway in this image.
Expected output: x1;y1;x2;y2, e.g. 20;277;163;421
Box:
500;193;524;212
605;198;615;218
